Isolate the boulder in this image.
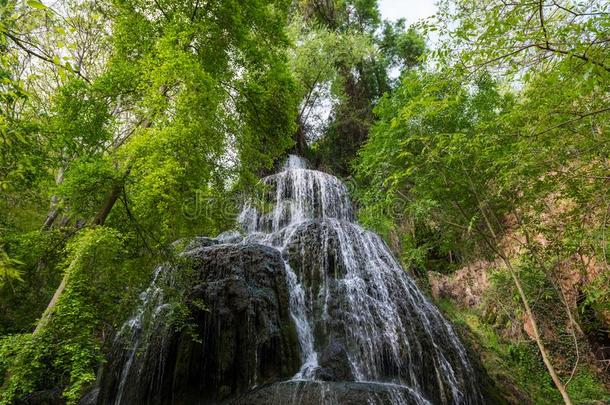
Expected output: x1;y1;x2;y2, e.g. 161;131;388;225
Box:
94;244;300;404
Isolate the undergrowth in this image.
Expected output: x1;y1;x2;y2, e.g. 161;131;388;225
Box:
437;298;610;404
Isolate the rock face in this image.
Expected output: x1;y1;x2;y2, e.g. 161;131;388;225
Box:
93;243;300;405
429;262;491;308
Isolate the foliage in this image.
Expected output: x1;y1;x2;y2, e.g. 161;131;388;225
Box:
354;1;610;401
290;0;425;173
0;229;66;334
0;0;299;401
0;227;127;404
432;0;609;79
439;298;610;404
0;247;23;288
356;71;513;268
1;0;609;402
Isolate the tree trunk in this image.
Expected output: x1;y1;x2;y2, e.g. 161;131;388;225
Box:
33;183;124;335
458;172;573;404
92;183;122;226
502;256;573;405
33;275;66;334
31;95;158;335
475;202;573;405
41;167;65;230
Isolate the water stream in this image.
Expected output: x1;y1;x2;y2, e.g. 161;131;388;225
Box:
101;155;483;404
236;155;483;404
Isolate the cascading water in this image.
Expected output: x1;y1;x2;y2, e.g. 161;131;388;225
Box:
235;155;483;404
91;154;484;405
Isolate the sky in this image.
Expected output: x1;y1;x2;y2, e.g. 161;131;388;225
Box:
378;0;437;25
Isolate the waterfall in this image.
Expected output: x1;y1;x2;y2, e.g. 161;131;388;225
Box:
93;154;484;405
236;155;483;404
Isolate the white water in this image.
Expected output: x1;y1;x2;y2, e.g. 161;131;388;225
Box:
112;266;170;405
237;155;482;404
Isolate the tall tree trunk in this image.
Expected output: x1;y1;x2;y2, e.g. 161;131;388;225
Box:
31;96;158;335
475;206;573;405
33;276;66;334
518;219;583;389
92;183;122;226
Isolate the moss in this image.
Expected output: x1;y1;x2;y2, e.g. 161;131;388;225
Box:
567;371;610;404
280;321;301;375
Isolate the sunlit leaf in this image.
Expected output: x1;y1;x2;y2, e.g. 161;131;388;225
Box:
26;0;48;10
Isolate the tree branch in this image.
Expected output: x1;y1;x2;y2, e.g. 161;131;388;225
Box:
533;106;610;136
3;30;91;83
534;42;610;73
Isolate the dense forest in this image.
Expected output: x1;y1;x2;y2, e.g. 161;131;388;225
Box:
0;0;609;404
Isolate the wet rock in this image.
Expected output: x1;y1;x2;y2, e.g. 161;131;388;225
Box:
229;380;431;405
18;389;65;405
172;236;220;256
283;220;346;290
90;155;487;405
244;169;354;233
315;339;354;381
94;244;300;405
77;388;98;405
183;236;219;253
281;219;483;404
214;230;243;244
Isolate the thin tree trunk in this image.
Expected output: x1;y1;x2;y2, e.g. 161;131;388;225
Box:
459;169;573;404
502;256;573;405
476;207;573;405
33;276;66;334
35;168;67;300
41;167;65;230
518;219;583;388
92;183;122;226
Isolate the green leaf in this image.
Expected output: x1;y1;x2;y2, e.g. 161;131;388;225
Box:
26;0;48;10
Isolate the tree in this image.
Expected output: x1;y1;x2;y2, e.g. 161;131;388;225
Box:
289;0;425;173
355;67;581;403
0;0;299;401
356;0;610;394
